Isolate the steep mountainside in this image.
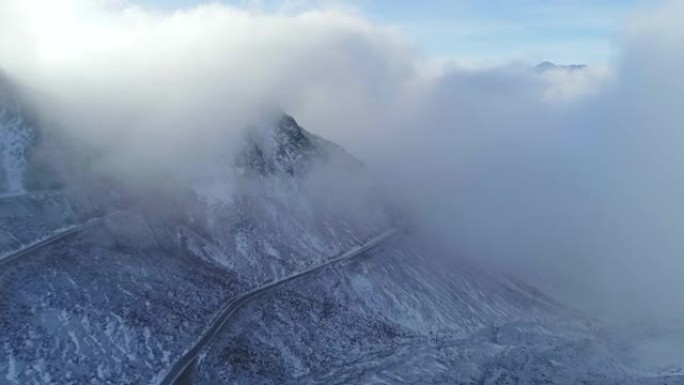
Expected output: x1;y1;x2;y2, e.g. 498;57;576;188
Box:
195;233;682;385
0;80;394;383
0;77;681;385
0;76;34;194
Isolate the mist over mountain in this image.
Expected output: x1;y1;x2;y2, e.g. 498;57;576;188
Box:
2;78;679;384
1;0;684;384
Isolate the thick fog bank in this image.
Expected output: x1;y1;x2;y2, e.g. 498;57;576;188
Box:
1;0;684;329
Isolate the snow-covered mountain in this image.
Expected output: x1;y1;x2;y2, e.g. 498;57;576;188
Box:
0;76;34;194
535;61;587;72
0;76;681;385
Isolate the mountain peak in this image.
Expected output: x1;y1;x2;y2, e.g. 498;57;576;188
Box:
535;61;587;72
235;113;360;176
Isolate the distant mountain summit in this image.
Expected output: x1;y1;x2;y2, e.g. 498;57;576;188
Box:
535;61;587;72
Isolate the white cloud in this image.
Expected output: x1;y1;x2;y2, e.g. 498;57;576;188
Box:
1;0;683;334
0;0;415;180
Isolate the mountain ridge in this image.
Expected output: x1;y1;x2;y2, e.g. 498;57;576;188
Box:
0;79;680;384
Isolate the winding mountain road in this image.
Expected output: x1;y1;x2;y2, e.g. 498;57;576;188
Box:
0;212;122;269
0;188;62;202
158;229;399;385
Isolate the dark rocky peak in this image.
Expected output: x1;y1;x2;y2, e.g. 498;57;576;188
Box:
236;113;360;177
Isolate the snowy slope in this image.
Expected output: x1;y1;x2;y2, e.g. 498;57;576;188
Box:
0;76;33;194
0;106;395;383
195;234;683;385
0;76;681;385
0;75;126;264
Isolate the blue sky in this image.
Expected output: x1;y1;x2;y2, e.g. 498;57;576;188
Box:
136;0;647;65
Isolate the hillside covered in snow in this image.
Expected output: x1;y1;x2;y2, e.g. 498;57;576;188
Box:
0;73;682;385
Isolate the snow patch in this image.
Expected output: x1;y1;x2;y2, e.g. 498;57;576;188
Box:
4;343;18;384
235;231;250;257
